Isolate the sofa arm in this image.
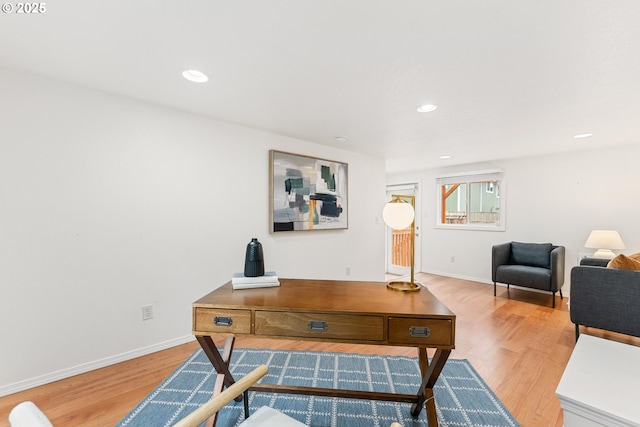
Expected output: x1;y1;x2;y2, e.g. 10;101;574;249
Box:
580;257;609;267
492;243;511;282
570;266;640;338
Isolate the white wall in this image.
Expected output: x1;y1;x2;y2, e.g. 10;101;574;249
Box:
0;69;386;395
387;144;640;287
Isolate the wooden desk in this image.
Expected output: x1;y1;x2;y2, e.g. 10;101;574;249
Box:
192;279;456;426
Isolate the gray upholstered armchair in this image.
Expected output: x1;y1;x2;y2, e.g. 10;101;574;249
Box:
492;242;566;307
570;257;640;340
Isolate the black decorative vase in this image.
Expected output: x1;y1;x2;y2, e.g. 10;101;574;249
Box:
244;238;265;277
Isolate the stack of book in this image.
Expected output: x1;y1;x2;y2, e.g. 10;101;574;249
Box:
231;271;280;290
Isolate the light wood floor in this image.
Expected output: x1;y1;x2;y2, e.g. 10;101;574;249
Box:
2;273;638;427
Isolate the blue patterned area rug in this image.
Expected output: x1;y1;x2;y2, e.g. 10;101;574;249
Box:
116;348;519;427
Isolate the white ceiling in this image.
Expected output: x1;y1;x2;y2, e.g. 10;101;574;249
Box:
2;1;640;172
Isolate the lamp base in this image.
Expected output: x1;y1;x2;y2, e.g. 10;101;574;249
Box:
387;281;421;292
593;249;616;259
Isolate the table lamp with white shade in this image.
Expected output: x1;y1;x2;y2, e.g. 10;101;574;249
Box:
382;195;420;292
584;230;626;259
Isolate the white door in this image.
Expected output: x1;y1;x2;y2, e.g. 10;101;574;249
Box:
385;184;420;277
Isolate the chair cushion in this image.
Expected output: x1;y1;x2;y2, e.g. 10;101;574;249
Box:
510;242;552;268
239;406;306;427
496;265;552;290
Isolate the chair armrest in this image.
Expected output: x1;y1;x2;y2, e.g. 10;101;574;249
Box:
550;246;565;289
9;401;54;427
173;365;269;427
492;242;512;282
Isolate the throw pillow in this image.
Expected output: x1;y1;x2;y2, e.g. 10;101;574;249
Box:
510;242;553;268
607;253;640;270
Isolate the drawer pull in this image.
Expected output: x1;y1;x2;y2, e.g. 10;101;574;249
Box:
409;326;431;338
214;316;233;327
308;320;328;331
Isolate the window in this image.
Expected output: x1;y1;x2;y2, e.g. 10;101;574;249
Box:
436;169;504;231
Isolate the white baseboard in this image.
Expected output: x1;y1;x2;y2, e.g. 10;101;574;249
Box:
0;335;195;397
420;269;493;285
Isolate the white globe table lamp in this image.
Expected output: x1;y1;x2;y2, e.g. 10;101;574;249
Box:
383;196;420;292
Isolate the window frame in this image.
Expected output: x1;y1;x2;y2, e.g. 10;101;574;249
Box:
435;169;505;231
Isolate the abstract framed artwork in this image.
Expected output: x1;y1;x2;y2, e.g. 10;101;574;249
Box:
270;150;348;232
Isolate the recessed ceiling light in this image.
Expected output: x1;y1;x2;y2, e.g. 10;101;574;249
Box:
182;70;208;83
417;104;437;113
335;136;347;143
573;133;593;139
440;155;451;159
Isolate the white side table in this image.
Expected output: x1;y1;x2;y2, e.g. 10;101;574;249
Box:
556;334;640;427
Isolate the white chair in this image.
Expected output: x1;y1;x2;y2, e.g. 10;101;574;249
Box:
9;365;403;427
173;364;305;427
173;364;403;427
8;367;302;427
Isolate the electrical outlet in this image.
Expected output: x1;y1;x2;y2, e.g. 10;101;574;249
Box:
346;266;351;276
142;304;153;321
450;256;456;263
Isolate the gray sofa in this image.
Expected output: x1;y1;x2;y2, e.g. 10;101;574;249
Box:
570;257;640;340
492;242;565;307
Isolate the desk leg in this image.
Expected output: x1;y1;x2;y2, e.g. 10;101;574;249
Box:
197;336;237;388
196;336;242;427
411;347;451;426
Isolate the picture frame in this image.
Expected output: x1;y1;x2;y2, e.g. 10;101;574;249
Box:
270;150;348;233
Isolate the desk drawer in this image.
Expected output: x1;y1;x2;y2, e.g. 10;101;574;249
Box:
388;317;453;346
194;308;251;334
255;311;384;342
